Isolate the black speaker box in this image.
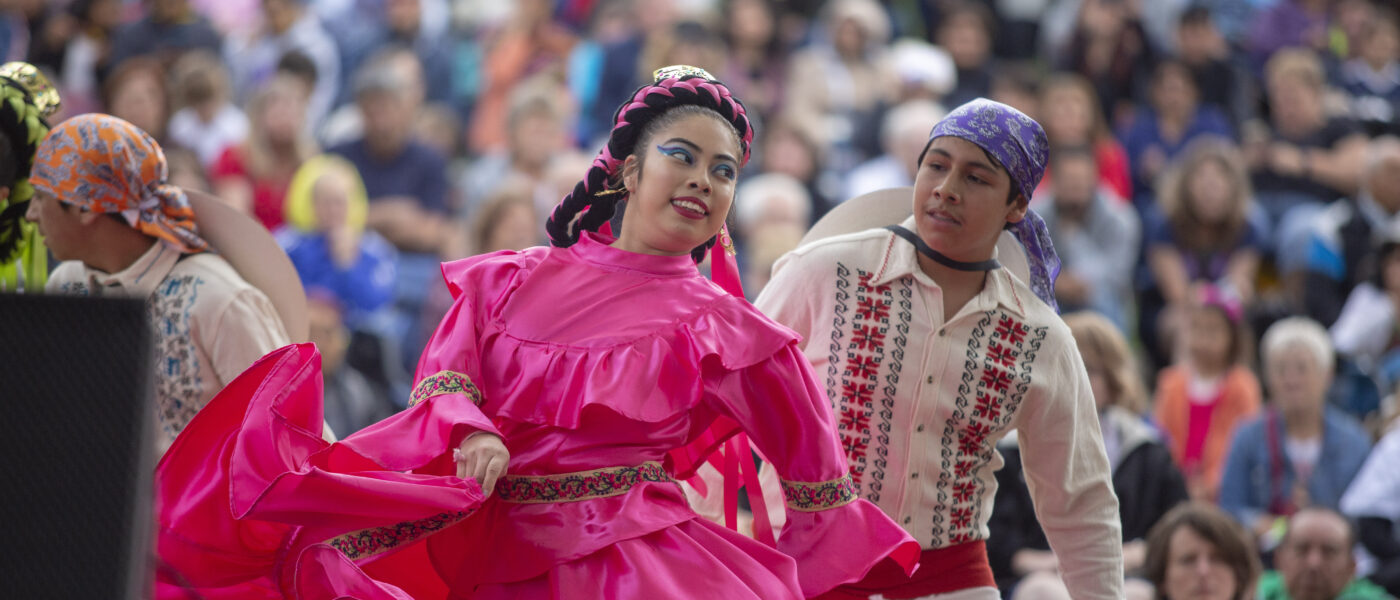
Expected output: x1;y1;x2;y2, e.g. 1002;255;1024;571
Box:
0;292;154;599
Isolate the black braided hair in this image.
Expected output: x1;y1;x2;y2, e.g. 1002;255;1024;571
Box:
0;72;53;261
546;71;753;263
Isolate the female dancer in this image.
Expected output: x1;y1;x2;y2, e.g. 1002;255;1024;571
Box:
156;65;918;599
0;62;59;292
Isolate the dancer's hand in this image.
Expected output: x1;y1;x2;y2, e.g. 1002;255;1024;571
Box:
453;433;509;497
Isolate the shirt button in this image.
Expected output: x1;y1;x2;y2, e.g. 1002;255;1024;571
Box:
910;472;919;479
903;516;912;525
916;424;925;432
938;329;947;337
926;375;934;384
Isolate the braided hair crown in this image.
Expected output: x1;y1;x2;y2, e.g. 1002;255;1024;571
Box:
0;62;60;262
545;65;753;263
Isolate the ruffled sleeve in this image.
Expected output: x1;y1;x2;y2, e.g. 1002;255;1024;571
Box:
333;251;542;470
705;336;920;597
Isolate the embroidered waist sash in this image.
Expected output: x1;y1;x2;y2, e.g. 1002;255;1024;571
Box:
495;461;674;504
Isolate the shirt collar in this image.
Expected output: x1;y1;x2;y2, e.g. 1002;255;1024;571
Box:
85;240;182;298
869;216;1027;318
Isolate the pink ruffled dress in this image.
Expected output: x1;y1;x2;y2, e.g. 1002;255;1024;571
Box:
156;232;919;599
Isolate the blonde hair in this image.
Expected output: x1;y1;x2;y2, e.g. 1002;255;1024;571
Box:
1266;47;1326;91
1064;311;1148;414
283;155;369;232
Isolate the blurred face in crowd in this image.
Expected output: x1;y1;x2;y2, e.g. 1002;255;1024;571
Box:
1266;344;1330;420
360;89;414;154
150;0;189;23
1177;19;1223;64
109;69;167;140
1186;158;1236;225
482;201;539;253
617;111;740;257
386;0;421;36
1080;349;1115;412
262;0;303;34
1051;153;1099;219
1042;84;1097;145
834;17;866;58
511;111;567;173
1361;19;1399;68
260;76;308;146
1185;305;1233;374
312;172;352;232
1367;147;1400;213
939;12;991;69
1163;526;1240;600
763;126;816;182
729;0;774;49
88;0;123;29
306;296;348;372
912;136;1026;263
1382;247;1400;293
1152;64;1199;120
1267;73;1323;131
1277;510;1355;600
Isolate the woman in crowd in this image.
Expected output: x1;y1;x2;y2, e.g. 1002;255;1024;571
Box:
155;65;918;599
1142;502;1261;600
210;73;318;230
1218;317;1372;552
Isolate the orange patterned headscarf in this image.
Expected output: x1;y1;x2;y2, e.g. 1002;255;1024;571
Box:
30;114;207;253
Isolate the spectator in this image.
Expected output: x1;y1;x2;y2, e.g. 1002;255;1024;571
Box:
1119;59;1236;211
1037;146;1140;328
1176;5;1252;129
330;57;450;255
1342;421;1400;596
164;145;209;193
1059;0;1156;126
1143;502;1262;600
1257;507;1392;600
467;0;576;153
1037;73;1133;203
1330;237;1400;395
59;0;122;115
735;173;812;238
305;289;396;438
100;56;169;143
718;0;788;122
459;78;575;218
107;0;222;69
785;0;897;172
1338;8;1400;137
1142;139;1265;366
1246;48;1368;274
166;50;248;168
756;117;833;222
937;2;997;109
639;20;727;96
336;0;454;107
1219;317;1372;552
887;39;955;106
1301;137;1400;327
210;73;316;230
1153;285;1262;502
844;99;945;200
990;312;1188;594
225;0;340;129
26;114;288;456
742;223;804;299
276;155;397;327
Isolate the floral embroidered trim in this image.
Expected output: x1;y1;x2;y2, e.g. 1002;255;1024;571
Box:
495;462;673;504
326;509;473;560
781;474;859;512
409;370;482;408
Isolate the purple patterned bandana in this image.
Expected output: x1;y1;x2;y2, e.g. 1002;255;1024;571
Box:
929;98;1061;312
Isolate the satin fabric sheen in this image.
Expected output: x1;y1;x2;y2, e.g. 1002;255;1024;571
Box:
156;233;918;598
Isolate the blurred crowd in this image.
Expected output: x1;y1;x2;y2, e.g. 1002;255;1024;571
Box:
8;0;1400;597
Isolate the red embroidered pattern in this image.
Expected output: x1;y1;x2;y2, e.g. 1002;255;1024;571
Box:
937;312;1040;544
781;474;859;511
327;510;473;560
835;269;893;491
494;462;672;504
409;370;483;408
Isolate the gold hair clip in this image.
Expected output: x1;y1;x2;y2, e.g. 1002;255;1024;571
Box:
0;62;60;117
653;65;714;83
594;186;627;197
